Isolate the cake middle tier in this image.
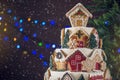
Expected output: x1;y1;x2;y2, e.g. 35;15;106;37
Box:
44;69;104;80
50;48;107;72
61;27;102;49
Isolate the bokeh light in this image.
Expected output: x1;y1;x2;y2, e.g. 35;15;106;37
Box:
4;28;7;32
5;23;7;26
46;44;51;49
104;21;110;26
118;48;120;53
7;9;12;14
52;44;56;48
13;16;17;21
32;50;37;55
0;16;2;21
15;22;19;27
65;25;71;28
19;19;23;23
23;36;29;42
13;37;17;41
38;42;43;47
3;36;9;41
32;33;37;38
34;20;38;24
19;27;24;32
41;21;46;26
39;54;44;59
16;44;21;49
50;20;55;26
27;18;31;22
0;11;4;14
23;51;28;55
43;61;48;67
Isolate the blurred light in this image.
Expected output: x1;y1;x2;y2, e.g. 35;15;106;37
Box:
43;61;48;67
65;25;71;28
13;37;17;41
118;48;120;53
27;18;31;22
19;27;24;32
104;21;110;26
52;44;56;48
33;33;37;38
34;20;38;24
5;23;7;26
0;11;4;14
23;36;29;41
38;42;43;47
3;28;7;31
19;19;23;23
7;9;12;14
23;51;28;55
0;22;1;25
16;44;21;49
0;16;2;20
13;16;17;21
39;54;44;59
3;36;9;41
32;50;37;55
46;44;51;49
41;21;46;26
50;20;55;26
15;22;19;27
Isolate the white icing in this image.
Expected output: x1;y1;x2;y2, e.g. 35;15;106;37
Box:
64;27;94;36
48;69;104;80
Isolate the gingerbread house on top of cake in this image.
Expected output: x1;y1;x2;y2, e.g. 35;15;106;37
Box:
66;3;93;27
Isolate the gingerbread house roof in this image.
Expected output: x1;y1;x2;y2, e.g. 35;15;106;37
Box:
55;48;93;60
54;48;106;62
69;28;89;39
65;50;86;61
89;49;107;61
65;27;94;38
66;3;93;18
61;72;74;80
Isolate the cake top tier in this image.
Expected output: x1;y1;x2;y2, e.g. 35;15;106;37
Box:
61;27;102;49
66;3;93;27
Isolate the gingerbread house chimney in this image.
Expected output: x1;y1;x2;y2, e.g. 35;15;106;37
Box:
66;3;93;27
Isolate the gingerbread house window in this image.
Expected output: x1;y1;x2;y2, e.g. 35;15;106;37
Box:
76;20;82;26
56;52;62;59
71;60;76;65
75;55;81;60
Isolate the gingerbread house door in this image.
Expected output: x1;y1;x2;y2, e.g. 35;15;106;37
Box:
77;62;82;71
77;41;84;47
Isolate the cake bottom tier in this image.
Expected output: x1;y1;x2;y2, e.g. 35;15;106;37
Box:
44;68;112;80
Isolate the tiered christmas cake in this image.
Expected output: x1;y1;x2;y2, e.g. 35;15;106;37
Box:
44;3;112;80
